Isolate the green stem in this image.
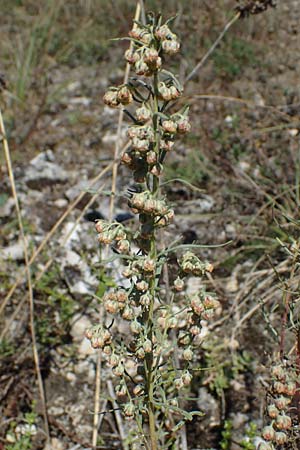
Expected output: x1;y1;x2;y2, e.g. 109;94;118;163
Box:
143;69;161;450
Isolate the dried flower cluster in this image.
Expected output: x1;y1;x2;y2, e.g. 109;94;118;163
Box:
86;14;219;448
235;0;277;17
259;361;297;449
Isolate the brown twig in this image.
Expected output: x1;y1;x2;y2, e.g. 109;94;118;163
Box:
185;12;241;83
92;4;142;448
0;108;50;441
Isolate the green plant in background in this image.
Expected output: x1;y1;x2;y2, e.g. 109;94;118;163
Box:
212;36;258;79
85;14;220;450
202;337;253;398
35;265;75;347
220;420;256;450
0;339;16;358
6;405;37;450
220;420;233;450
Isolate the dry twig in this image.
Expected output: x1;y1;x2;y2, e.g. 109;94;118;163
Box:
0;108;50;441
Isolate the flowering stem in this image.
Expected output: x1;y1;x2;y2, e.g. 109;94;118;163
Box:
143;70;160;450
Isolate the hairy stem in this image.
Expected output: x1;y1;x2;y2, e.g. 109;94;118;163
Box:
143;70;161;450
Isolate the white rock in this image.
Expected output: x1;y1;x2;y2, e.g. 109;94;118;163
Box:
54;198;68;208
1;242;24;260
25;150;68;189
78;338;96;358
0;197;15;218
230;412;248;429
74;359;95;382
68;97;91;106
197;387;220;427
43;437;66;450
71;314;92;340
48;406;64;416
288;128;299;137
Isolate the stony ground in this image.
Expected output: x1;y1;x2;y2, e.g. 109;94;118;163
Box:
1;1;300;449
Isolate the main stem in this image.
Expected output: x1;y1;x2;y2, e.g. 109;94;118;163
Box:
144;71;160;450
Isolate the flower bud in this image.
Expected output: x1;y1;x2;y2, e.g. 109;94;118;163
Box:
143;339;152;353
143;258;155;272
143;199;156;214
168;317;178;329
121;151;133;165
169;85;181;99
267;404;279;418
85;328;94;340
140;32;152;45
122;267;133;278
134;60;150;76
150;164;162;176
103;345;112;355
190;325;202;336
158;82;172;101
98;231;113;244
140;293;151;306
155;24;172;40
117;85;133;105
157;317;166;328
178;331;191;345
128;27;143;40
155;201;168;216
136;347;145;359
136;104;152;123
274;396;291;410
183;346;193;361
144;48;159;64
162;120;177;134
127;126;139;139
133;384;144;396
115;382;127;396
271;365;286;381
190;294;204;316
136;280;149;292
124;402;135;418
132;138;149;152
275;414;292;430
91;335;104;349
131;193;146;210
113;362;125;376
174;377;184;390
285;381;296;396
108;354;120;367
177;118;191;134
258;444;273;450
262;426;275;441
146;151;157;165
122;305;134;320
116;289;128;303
182;370;192;386
202;309;215;320
274;431;287;445
130;319;142;334
115;229;127;241
161;139;175;151
103;89;120;108
124;49;139;64
174;277;184;291
117;239;130;254
203;295;219;310
162;39;180;55
273;381;286;395
105;299;119;314
95;219;106;233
